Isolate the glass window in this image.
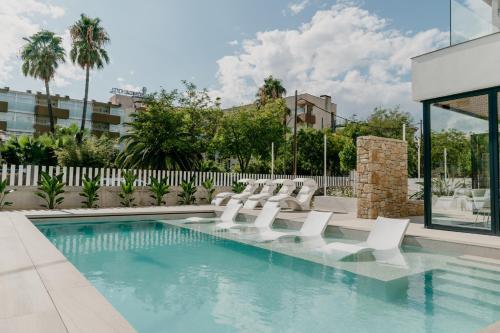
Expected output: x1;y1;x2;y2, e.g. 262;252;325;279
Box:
430;94;491;231
451;0;500;44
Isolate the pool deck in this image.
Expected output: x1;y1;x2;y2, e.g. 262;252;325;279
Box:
2;205;500;332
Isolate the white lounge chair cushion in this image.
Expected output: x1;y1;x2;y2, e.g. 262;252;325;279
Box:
254;210;332;242
185;204;242;224
365;217;410;250
318;216;410;258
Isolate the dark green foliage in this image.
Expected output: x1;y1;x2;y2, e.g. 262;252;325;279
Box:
119;170;137;207
20;30;66;133
215;99;288;172
149;177;170;206
178;176;197;205
80;175;101;208
56;135;118;167
36;172;65;209
202;178;215;203
0;179;14;209
118;82;222;170
231;181;246;194
0;135;57;165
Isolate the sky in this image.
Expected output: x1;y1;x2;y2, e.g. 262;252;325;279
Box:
0;0;450;120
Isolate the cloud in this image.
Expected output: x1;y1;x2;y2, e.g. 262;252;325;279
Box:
211;3;448;119
53;30;86;88
116;77;141;92
288;0;310;15
228;40;239;46
0;0;66;84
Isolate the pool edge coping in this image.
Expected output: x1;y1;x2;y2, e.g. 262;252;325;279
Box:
4;205;500;332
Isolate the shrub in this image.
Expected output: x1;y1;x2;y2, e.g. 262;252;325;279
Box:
80;175;101;208
36;172;65;209
231;180;246;194
1;135;57;165
56;135;118;168
178;176;197;205
202;178;215;203
149;177;170;206
119;170;137;207
0;179;14;209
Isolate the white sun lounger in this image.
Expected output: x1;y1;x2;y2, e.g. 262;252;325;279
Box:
215;206;281;231
228;179;273;206
183;203;242;224
264;178;318;211
318;217;410;260
245;179;295;209
252;210;333;243
211;179;258;206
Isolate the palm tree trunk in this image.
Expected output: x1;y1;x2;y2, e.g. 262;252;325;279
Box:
78;65;90;144
44;80;55;133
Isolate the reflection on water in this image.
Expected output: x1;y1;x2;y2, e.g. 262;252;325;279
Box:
38;221;500;333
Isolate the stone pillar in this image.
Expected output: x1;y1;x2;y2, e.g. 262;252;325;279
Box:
356;136;409;219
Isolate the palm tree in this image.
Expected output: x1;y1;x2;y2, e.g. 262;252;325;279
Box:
20;30;66;134
69;14;110;143
255;75;287;107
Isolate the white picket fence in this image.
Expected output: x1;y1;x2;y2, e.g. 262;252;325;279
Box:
0;164;355;188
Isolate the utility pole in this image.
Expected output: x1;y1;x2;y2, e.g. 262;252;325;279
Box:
293;90;298;175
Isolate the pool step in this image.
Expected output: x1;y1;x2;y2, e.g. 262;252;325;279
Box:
432;283;500;309
448;258;500;275
434;272;500;294
458;255;500;267
445;263;500;282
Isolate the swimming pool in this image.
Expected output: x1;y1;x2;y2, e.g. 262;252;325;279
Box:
37;219;500;333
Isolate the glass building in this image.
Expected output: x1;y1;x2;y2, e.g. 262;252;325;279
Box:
0;87;125;138
413;0;500;234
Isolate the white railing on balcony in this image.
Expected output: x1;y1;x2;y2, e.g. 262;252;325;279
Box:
0;164;356;188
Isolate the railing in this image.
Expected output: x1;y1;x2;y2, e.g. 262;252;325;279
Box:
0;164;356;188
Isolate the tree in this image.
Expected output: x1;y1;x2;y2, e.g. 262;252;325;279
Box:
215;99;288;172
255;75;287;107
338;106;419;177
0;135;57;166
118;82;222;170
430;129;471;178
21;30;66;133
70;14;110;143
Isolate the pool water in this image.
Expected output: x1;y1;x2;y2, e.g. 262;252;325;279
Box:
38;220;500;333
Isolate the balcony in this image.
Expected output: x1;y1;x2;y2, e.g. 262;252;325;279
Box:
91;129;120;138
33;124;50;134
34;105;69;119
297;113;316;125
91;112;120;125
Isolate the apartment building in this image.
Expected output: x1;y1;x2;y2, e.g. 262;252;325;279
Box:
224;93;337;131
412;0;500;235
0;87;125;138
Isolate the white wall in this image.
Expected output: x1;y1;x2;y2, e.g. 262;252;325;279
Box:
3;186;232;210
412;32;500;101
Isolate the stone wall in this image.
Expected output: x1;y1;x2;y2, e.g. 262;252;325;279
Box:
357;136;423;219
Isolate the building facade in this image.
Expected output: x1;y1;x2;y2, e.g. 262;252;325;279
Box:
0;87;125;138
412;0;500;235
224;93;337;131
